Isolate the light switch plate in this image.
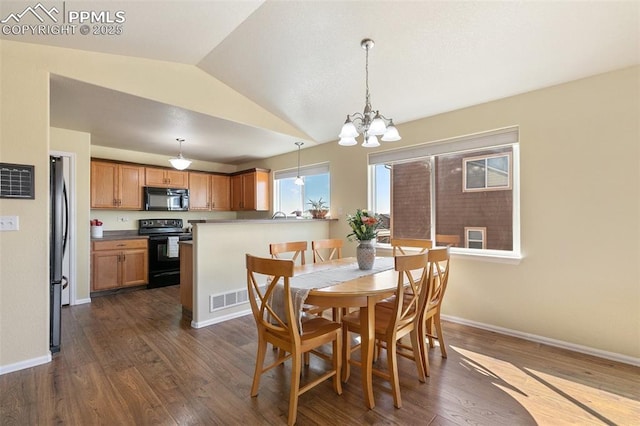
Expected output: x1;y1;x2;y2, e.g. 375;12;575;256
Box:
0;216;19;231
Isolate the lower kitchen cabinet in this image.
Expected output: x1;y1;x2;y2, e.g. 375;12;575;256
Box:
92;239;148;292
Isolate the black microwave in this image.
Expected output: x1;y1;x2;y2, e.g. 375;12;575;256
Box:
144;187;189;211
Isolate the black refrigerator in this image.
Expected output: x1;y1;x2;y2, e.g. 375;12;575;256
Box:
49;156;67;353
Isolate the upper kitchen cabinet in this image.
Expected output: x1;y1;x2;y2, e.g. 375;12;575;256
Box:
145;167;188;188
189;172;230;211
231;169;270;211
211;174;231;211
188;172;211;211
91;160;144;210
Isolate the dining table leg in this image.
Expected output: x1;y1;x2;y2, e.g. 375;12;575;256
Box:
361;295;376;409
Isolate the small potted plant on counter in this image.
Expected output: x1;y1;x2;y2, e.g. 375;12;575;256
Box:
307;198;329;219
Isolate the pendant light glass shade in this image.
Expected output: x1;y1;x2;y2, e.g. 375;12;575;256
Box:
362;134;380;148
338;136;358;146
169;138;191;170
381;122;401;141
169;156;191;170
339;117;359;138
368;113;387;135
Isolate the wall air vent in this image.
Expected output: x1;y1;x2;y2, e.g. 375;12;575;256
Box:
209;289;250;312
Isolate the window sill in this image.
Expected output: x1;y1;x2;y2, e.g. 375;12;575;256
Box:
450;249;522;265
375;245;522;265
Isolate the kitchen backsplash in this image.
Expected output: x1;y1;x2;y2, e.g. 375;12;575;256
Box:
90;210;237;231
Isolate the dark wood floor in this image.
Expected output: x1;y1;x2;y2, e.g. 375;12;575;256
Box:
1;286;638;425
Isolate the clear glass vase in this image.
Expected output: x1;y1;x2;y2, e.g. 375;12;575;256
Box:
356;239;376;270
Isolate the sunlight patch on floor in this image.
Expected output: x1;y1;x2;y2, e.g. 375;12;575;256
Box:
451;345;639;425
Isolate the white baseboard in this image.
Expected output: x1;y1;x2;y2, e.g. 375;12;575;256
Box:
191;309;251;329
443;315;640;367
0;353;51;376
72;297;91;305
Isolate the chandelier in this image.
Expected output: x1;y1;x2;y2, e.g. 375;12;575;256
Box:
169;138;192;170
338;38;401;147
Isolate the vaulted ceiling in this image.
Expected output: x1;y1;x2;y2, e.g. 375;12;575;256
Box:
2;1;638;164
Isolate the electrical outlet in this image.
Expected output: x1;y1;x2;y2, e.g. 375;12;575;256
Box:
0;216;19;231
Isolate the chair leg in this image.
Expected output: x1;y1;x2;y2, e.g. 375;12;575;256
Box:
417;318;430;377
333;330;343;395
409;329;426;382
434;313;447;358
288;349;302;426
342;325;351;382
386;337;402;408
303;352;310;366
426;317;435;349
251;335;267;397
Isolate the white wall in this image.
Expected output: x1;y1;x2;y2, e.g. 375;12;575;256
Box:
0;39;306;372
192;220;330;327
244;67;640;362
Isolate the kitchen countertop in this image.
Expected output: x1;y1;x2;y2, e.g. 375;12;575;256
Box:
91;230;148;241
188;218;337;225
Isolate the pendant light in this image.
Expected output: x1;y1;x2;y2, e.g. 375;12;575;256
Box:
169;138;192;170
294;141;304;185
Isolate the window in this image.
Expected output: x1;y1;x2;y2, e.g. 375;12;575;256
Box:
369;127;520;257
273;163;330;215
464;153;511;191
465;227;486;249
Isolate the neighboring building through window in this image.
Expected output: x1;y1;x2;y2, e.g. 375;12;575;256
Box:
273;163;330;216
369;127;520;256
465;227;486;249
464;153;511;192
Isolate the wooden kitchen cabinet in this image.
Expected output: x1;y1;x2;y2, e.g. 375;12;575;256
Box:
211;174;230;210
145;167;188;188
91;160;145;210
188;172;231;211
188;172;211;210
231;169;270;211
91;239;148;292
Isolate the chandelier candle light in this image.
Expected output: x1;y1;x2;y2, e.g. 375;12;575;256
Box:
338;38;401;148
169;138;192;170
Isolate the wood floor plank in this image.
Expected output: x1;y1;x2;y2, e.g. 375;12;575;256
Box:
1;286;638;426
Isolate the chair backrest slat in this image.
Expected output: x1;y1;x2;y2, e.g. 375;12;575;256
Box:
269;241;307;265
391;238;433;256
312;239;343;263
435;234;460;247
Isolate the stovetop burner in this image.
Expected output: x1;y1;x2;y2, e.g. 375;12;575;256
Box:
138;218;186;235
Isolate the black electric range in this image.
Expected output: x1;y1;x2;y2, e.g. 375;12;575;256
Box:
139;219;192;288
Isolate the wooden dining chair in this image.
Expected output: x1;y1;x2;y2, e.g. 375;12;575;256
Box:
390;238;432;256
342;252;429;408
246;254;342;426
312;238;343;263
269;241;307;265
416;246;451;377
435;234;460;247
311;238;346;323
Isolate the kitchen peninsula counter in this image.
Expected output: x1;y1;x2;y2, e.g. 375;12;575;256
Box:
187;218;335;328
188;218;337;225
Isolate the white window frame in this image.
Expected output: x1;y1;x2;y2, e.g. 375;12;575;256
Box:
465;227;486;249
368;127;521;263
273;162;330;214
463;152;512;192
